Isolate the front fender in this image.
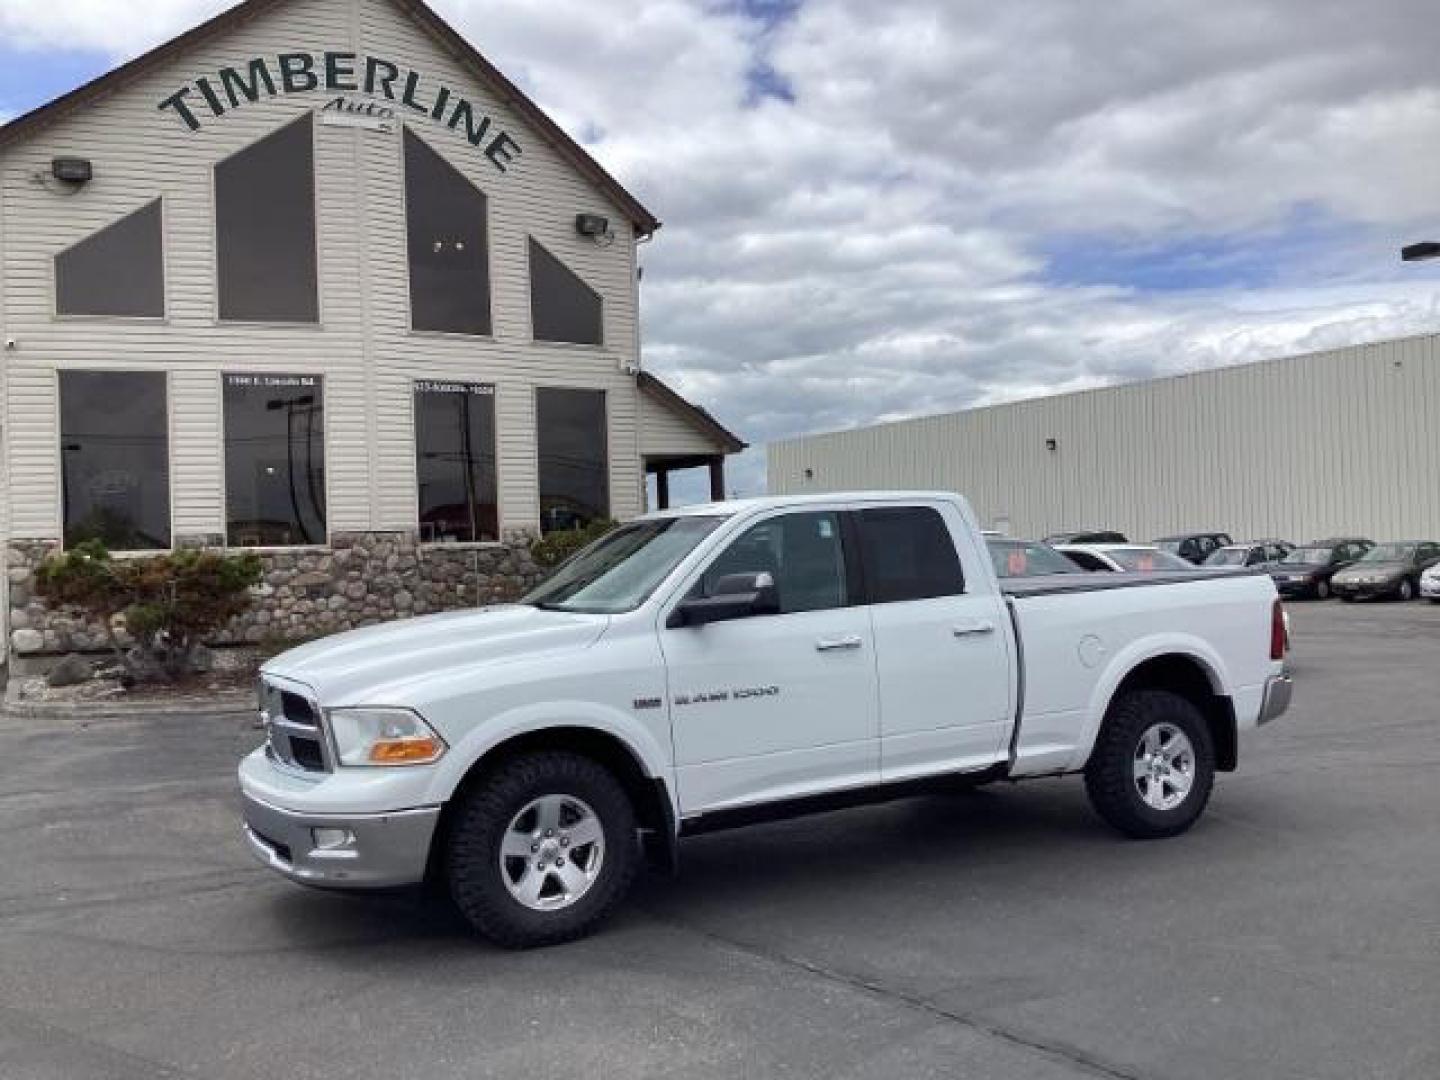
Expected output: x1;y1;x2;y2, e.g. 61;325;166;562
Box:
421;700;676;813
1068;633;1231;771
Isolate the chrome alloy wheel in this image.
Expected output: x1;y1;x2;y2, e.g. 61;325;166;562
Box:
1132;723;1196;811
499;794;606;912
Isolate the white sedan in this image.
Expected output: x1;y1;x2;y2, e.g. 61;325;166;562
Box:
1057;543;1200;573
1422;562;1440;603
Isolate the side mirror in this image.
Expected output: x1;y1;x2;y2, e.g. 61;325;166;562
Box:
667;571;779;629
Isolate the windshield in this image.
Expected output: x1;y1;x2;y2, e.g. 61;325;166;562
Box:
987;539;1079;577
1359;543;1416;563
1108;547;1195;572
1281;546;1332;566
523;516;727;613
1204;548;1250;567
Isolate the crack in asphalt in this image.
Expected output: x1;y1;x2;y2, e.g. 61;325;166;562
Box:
640;908;1150;1080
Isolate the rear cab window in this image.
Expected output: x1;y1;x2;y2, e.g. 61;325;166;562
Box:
855;506;965;603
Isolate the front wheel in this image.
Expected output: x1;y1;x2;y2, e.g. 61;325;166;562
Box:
446;751;639;948
1084;690;1215;839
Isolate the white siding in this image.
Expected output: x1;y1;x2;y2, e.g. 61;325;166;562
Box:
0;0;645;546
640;390;722;458
769;335;1440;543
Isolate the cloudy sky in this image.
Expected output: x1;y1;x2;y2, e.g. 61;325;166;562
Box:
4;0;1440;498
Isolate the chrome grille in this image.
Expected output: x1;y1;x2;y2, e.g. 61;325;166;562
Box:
260;679;331;774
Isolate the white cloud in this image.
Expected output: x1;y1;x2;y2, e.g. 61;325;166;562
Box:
0;0;233;56
5;0;1440;502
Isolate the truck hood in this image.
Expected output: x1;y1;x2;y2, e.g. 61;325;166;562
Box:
262;604;609;704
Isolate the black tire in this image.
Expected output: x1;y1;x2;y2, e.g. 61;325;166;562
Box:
1315;578;1330;600
1397;578;1415;602
1084;690;1215;840
446;751;639;949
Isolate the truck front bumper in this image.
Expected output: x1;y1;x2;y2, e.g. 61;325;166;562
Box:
242;791;441;889
1257;670;1293;725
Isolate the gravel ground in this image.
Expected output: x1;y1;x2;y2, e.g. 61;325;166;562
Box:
0;600;1436;1080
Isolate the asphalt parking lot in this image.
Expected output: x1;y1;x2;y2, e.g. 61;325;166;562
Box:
1;601;1437;1080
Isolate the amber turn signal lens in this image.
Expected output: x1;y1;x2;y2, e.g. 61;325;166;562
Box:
368;738;444;765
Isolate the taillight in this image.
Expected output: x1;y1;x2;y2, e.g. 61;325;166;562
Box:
1270;599;1287;660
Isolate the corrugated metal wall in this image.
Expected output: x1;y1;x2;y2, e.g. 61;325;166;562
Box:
768;334;1440;543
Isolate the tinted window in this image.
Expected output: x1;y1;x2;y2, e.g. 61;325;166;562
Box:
857;507;964;603
224;374;325;546
699;512;848;614
216;115;318;322
405;128;491;335
415;380;497;543
537;388;608;534
56;200;164;318
530;238;603;345
60;371;170;550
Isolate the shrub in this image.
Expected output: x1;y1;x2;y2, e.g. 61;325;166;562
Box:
529;518;619;570
35;542;263;683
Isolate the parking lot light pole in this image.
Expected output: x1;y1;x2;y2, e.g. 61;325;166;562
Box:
1400;240;1440;262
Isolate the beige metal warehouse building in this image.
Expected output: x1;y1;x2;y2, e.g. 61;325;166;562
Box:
769;333;1440;544
0;0;742;665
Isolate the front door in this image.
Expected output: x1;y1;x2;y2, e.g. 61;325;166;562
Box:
659;509;879;815
852;504;1014;781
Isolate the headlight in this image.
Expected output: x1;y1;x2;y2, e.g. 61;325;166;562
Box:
327;707;447;767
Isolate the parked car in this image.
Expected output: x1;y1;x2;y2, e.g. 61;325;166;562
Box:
986;537;1086;578
1422;561;1440;603
1270;538;1372;600
1330;542;1440;602
1203;541;1293;569
1043;529;1129;545
1057;543;1198;573
1154;532;1233;564
241;492;1291;948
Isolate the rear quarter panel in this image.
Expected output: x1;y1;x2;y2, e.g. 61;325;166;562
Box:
1008;574;1278;775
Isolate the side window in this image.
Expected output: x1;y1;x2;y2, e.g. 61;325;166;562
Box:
696;512;848;614
856;506;965;603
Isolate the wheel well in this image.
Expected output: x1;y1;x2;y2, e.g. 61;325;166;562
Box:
1107;654;1238;771
427;727;677;884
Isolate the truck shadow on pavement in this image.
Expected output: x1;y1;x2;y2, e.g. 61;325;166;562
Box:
248;780;1137;957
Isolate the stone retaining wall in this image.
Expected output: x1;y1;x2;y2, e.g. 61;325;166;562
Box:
6;531;545;658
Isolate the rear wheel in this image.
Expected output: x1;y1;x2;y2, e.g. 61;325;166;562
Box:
446;751;639;949
1315;578;1331;600
1084;690;1215;839
1397;578;1415;601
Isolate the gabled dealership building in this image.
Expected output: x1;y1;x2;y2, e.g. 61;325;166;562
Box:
0;0;744;663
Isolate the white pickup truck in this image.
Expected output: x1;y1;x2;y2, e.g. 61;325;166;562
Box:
240;492;1292;948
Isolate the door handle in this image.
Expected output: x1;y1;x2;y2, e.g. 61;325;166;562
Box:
815;635;863;652
952;621;996;638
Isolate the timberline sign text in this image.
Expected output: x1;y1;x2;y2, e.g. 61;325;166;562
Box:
159;52;522;173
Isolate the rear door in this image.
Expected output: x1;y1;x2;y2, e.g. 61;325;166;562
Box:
855;503;1014;781
660;509;880;814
